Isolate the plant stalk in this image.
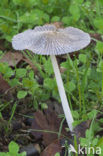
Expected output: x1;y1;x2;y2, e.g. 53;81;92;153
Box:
50;55;74;132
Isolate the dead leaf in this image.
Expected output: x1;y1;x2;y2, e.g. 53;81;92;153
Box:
41;139;62;156
41;119;91;156
0;52;23;67
74;120;91;141
0;74;10;94
0;51;38;73
31;108;68;146
90;33;102;41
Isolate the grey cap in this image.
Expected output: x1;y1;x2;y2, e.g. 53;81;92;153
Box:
12;24;91;55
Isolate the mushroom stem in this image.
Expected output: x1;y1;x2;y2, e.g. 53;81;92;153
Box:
50;55;74;132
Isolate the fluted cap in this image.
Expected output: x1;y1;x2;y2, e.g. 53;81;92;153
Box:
12;24;91;55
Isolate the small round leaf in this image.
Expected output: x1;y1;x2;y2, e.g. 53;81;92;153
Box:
17;90;27;99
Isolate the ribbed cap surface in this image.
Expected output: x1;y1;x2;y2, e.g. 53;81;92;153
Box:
12;24;91;55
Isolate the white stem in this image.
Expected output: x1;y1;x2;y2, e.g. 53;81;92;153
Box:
50;55;74;132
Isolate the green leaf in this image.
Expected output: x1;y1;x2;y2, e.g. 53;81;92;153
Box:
17;90;27;99
70;4;79;15
19;11;40;24
55;153;60;156
51;16;60;22
92;138;98;146
86;129;93;139
20;152;26;156
61;60;69;69
99;0;103;5
16;68;27;78
0;153;7;156
22;78;37;88
19;9;49;25
0;112;3;119
96;41;103;54
4;68;14;78
41;103;48;109
0;141;26;156
69;4;80;21
13;0;37;8
94;18;103;32
44;78;56;90
97;137;103;147
9;78;19;87
42;0;48;4
52;89;59;102
29;71;34;80
72;111;79;119
44;58;53;76
66;81;76;93
80;137;88;146
62;16;72;25
0;0;9;8
97;60;103;72
79;54;87;63
72;120;82;127
9;141;19;154
87;110;97;119
43;13;49;22
77;0;83;4
97;138;103;156
0;8;15;19
0;63;9;74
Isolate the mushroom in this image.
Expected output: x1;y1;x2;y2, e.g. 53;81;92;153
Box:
12;24;91;132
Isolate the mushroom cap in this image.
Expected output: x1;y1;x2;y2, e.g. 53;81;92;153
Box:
12;24;91;55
